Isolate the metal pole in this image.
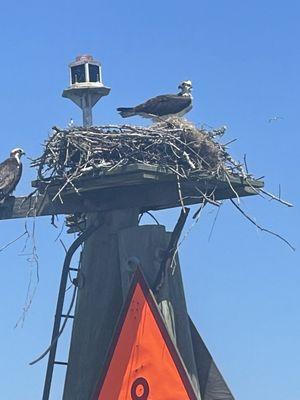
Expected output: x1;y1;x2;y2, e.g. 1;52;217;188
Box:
82;93;93;127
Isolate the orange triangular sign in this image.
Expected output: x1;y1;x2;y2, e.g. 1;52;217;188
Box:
93;269;198;400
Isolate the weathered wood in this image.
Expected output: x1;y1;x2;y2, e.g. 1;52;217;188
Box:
63;221;204;399
32;164;262;195
0;195;83;220
63;209;140;400
0;165;263;221
189;318;235;400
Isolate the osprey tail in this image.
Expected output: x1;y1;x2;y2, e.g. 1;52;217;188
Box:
117;107;136;118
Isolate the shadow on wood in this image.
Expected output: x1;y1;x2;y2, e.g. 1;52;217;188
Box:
0;164;263;221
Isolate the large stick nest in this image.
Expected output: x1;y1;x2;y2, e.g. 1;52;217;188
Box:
31;118;249;185
29;119;294;251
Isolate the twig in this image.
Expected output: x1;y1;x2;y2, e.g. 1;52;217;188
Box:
54;221;65;242
0;231;28;252
259;187;293;207
224;169;240;204
245;178;293;208
14;218;40;328
175;164;186;212
208;203;222;242
59;239;68;253
185;202;206;236
230;199;295;251
243;154;249;175
195;187;220;207
14;275;38;329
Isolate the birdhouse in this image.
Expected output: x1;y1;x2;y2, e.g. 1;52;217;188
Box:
62;55;110;126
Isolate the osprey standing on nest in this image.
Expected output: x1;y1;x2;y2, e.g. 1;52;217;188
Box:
0;148;25;202
117;80;193;121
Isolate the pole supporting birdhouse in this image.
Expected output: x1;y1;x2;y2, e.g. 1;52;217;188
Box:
62;55;110;127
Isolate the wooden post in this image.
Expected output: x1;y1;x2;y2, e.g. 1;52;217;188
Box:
63;209;139;399
63;212;201;399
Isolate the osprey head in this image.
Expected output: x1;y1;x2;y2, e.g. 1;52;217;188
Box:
178;80;192;93
10;148;25;159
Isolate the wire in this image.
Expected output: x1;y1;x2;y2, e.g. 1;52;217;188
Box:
138;211;160;225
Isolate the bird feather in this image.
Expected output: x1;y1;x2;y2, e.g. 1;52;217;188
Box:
0;158;22;198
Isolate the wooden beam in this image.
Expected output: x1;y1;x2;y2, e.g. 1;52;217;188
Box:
31;164;263;195
0;166;264;221
0;195;85;220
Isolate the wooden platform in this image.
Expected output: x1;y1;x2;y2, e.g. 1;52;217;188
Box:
0;164;263;221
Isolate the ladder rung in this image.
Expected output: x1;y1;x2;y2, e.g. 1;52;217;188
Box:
61;314;74;319
54;361;68;366
69;267;78;271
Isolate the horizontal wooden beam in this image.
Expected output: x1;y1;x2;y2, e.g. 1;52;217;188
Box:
31;164;262;195
0;165;263;221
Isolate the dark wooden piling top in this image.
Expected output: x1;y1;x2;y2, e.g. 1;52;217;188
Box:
0;164;263;221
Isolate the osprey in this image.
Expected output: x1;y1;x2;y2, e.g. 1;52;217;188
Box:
0;148;25;201
117;80;193;120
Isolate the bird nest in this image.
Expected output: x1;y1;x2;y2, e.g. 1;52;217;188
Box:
28;118;295;251
31;118;249;191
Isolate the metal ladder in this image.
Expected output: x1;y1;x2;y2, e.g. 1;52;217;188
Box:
41;225;99;400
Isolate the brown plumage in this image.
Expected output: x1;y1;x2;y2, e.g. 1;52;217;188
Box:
117;80;193;120
0;148;25;201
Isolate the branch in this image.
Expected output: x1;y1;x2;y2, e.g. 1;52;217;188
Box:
244;178;293;207
259;187;293;207
230;199;295;251
208;203;222;242
14;218;40;328
0;231;28;252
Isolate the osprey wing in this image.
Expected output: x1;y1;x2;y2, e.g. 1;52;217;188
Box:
0;158;22;198
135;94;192;116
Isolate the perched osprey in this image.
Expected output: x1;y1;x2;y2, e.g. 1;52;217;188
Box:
0;148;25;201
117;80;193;120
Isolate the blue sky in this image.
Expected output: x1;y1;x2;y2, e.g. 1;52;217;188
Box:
0;1;299;399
